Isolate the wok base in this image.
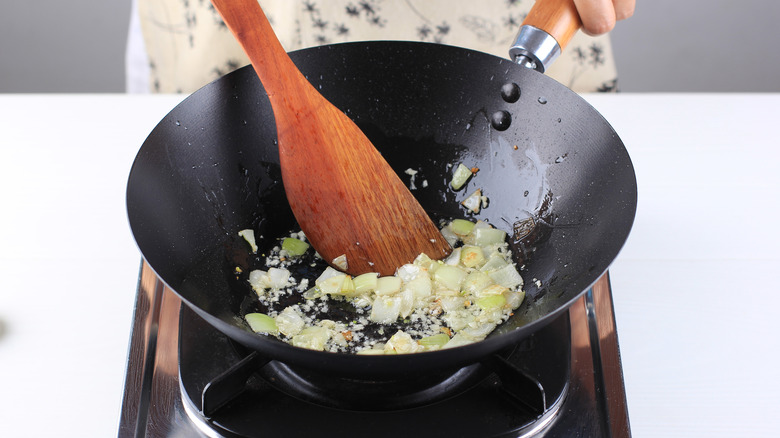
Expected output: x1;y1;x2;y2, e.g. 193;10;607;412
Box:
119;262;630;437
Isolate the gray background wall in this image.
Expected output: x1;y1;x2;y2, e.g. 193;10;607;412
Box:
1;0;778;93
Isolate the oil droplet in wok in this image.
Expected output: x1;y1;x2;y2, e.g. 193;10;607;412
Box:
490;111;512;131
500;83;521;103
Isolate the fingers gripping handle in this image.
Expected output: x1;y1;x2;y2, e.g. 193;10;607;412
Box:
509;0;583;72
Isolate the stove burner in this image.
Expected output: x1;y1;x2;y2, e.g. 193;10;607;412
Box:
178;303;570;437
119;263;630;438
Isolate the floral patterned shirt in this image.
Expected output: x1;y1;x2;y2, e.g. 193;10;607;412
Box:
135;0;618;94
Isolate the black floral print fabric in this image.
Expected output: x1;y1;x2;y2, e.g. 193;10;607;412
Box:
136;0;619;93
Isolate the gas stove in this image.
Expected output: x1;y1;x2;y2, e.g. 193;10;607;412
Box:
119;261;630;437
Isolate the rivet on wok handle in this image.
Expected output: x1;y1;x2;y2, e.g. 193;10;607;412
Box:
509;0;583;72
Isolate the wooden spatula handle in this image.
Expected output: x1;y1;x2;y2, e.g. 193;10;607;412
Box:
210;0;303;97
522;0;583;51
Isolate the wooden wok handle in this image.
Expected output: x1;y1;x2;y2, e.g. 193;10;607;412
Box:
511;0;583;72
522;0;583;51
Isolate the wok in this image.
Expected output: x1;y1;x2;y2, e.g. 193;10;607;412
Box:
127;41;636;378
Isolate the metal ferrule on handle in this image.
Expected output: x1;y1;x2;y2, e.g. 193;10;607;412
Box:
509;25;561;73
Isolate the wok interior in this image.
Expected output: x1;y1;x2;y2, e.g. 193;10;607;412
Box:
127;42;636;377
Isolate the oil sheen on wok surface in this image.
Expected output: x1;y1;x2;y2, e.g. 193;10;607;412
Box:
127;42;635;372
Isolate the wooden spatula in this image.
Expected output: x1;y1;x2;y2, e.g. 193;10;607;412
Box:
210;0;451;276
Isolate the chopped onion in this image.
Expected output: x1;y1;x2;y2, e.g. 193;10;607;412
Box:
241;218;526;354
480;253;509;273
245;312;278;335
448;219;475;236
444;247;462;266
404;274;432;299
267;267;290;289
375;276;402;296
353;272;378;294
462;271;494;295
442;332;476;349
331;254;348;271
433;265;467;291
476;294;506;310
396;264;421;282
281;237;309;256
248;270;270;292
238;229;258;253
317;273;347;295
291;326;329;351
460;245;486;268
466;227;507;248
399;288;415;318
504;290;526;309
385;331;422;354
370;296;402;323
461;189;483;213
275;307;305;337
450;163;473;190
489;264;524;289
418;333;450;348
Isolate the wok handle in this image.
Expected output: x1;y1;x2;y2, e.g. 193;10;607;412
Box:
509;0;583;73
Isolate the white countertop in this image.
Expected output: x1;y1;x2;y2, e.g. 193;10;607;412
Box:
0;93;778;437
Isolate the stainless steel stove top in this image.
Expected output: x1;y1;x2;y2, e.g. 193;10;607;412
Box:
119;262;630;437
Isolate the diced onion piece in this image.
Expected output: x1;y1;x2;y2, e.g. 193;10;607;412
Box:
461;189;483;213
331;254;348;271
440;225;460;247
370;296;402;323
399;289;415;318
442;332;476;349
433;265;467;291
440;296;467;312
480;253;509;273
404;274;432;299
396;264;421;283
275;307;305;337
340;275;356;296
291;326;330;351
442;310;474;331
504;290;526;309
248;270;270;292
450;163;473;190
476;294;507;310
353;272;379;294
443;247;462;266
238;229;258;253
476;283;509;298
267;267;290;289
375;276;402;296
418;333;450;348
315;266;343;284
467;227;507;248
385;331;421;354
245;312;278;334
281;237;309;256
489;264;524;289
462;271;494;295
317;273;348;295
413;253;434;270
460;322;497;341
460;245;486;268
449;219;475;236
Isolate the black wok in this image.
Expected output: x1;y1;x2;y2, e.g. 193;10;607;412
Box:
127;41;636;378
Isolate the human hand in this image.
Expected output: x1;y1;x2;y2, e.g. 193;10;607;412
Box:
573;0;635;35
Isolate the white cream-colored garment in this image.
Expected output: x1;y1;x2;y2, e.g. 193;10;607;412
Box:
134;0;618;94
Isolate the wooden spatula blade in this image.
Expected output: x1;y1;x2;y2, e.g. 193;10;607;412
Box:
210;0;451;276
276;101;451;276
